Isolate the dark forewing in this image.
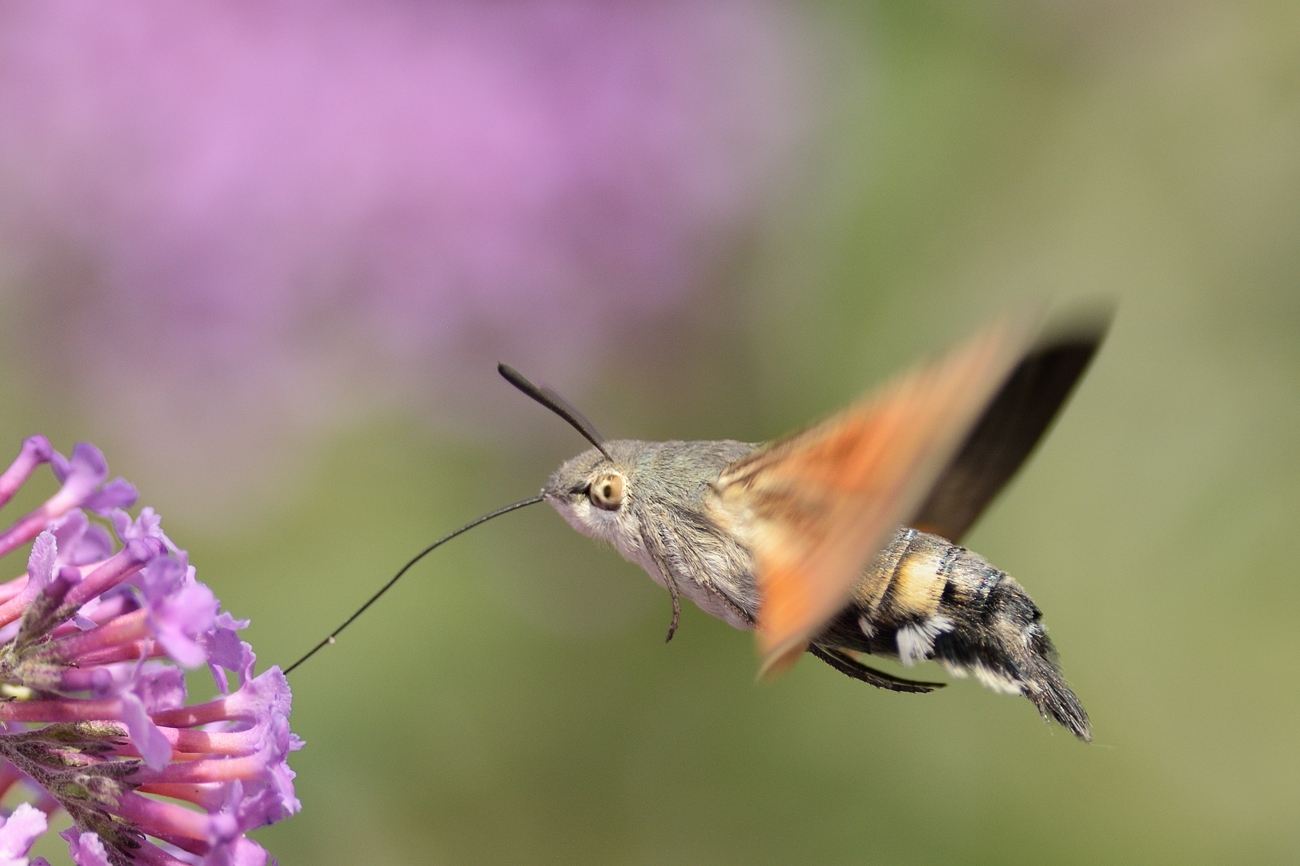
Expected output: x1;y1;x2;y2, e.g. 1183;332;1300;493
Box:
910;311;1111;542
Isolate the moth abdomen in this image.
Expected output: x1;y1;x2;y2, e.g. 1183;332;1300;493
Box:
816;529;1091;741
932;570;1090;742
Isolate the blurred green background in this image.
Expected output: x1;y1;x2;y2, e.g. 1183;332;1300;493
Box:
3;2;1299;864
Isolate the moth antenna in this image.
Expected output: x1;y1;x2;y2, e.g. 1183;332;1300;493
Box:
283;494;544;675
498;363;612;461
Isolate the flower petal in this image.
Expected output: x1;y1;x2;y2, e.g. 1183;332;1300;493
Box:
207;835;271;866
58;830;111;866
48;444;108;502
0;436;53;509
24;532;56;591
50;511;114;566
0;802;47;864
136;557;217;669
83;478;137;515
134;662;187;713
203;617;252;694
120;691;173;771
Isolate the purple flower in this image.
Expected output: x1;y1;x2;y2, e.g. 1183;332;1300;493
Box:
0;2;822;525
0;802;46;866
0;438;301;866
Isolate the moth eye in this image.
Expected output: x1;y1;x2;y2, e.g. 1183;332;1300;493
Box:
588;472;626;511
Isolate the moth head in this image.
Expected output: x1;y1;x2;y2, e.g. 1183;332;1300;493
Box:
542;446;639;544
496;364;643;544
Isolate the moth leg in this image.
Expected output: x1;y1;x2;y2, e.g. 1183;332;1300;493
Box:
809;645;945;694
640;523;685;642
664;572;682;643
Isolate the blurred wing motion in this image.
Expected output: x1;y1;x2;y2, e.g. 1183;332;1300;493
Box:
910;312;1110;542
712;314;1041;675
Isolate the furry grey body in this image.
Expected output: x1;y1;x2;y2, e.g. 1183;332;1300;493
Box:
544;439;1089;740
545;439;760;630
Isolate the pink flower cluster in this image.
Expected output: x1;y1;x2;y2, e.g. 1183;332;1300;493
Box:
0;436;300;866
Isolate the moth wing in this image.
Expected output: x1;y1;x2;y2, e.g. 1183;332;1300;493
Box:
910;311;1111;542
712;315;1039;676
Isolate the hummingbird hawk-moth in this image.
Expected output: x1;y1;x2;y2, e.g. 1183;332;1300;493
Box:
290;309;1109;741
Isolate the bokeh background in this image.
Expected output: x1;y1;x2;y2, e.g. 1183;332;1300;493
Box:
1;1;1298;864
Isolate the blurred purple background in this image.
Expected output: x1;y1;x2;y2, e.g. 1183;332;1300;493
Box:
0;1;824;521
